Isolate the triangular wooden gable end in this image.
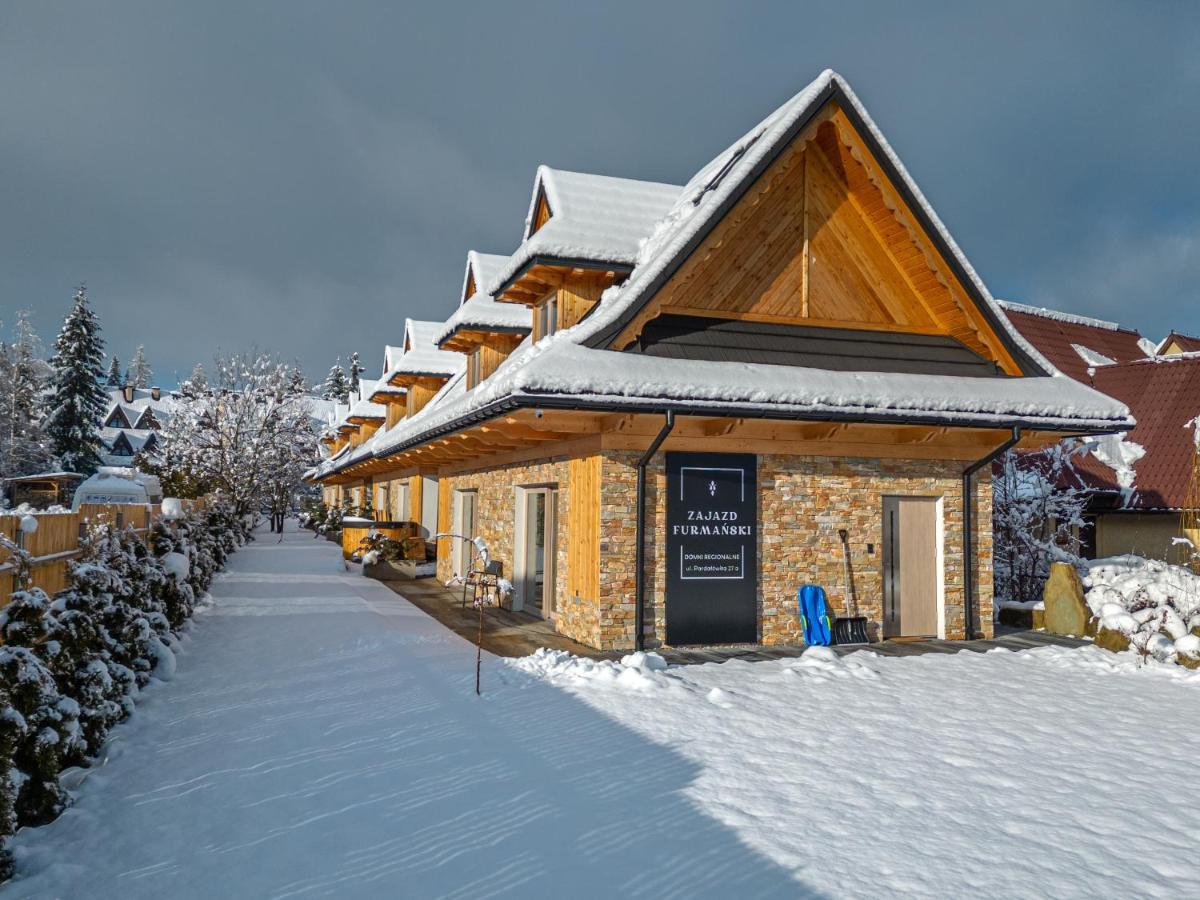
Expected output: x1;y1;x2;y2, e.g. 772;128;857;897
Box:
463;267;477;303
105;406;131;429
529;185;552;236
611;101;1023;375
109;432;134;456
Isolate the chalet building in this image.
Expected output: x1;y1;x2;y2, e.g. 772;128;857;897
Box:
310;70;1132;650
100;386;172;468
1001;302;1200;563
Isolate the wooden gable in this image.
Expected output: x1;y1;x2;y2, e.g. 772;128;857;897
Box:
105;406;131;429
610;102;1022;375
109;432;134;457
530;187;552;235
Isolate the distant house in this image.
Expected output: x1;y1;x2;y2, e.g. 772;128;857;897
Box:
100;385;173;468
1001;302;1200;563
1157;330;1200;356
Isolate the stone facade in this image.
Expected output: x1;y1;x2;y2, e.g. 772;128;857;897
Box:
434;458;583;641
599;451;993;650
434;449;994;652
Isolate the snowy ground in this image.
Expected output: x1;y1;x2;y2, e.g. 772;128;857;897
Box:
5;527;1199;898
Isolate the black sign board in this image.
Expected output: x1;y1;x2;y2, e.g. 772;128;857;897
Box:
665;452;758;645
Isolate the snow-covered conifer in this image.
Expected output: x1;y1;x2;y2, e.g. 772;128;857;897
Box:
105;355;122;387
322;360;348;403
0;646;83;824
348;351;362;395
44;287;107;475
129;345;152;389
0;312;53;477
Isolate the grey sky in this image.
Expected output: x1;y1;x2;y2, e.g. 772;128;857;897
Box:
4;2;1199;385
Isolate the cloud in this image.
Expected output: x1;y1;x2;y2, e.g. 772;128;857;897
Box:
1030;221;1200;340
3;2;1200;383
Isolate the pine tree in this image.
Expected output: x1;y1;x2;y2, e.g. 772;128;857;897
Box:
348;351;362;395
105;355;122;387
287;367;308;396
44;287;107;475
180;362;208;399
129;345;153;389
0;312;53;477
322;360;348;403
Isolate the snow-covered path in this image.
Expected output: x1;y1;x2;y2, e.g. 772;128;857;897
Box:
6;527;1200;898
5;527;804;898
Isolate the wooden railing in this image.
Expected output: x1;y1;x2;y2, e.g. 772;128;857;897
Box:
0;498;209;597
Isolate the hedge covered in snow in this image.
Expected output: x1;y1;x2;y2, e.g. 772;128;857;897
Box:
1084;556;1200;666
0;500;252;879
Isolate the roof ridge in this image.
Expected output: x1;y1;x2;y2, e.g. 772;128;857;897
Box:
997;300;1136;334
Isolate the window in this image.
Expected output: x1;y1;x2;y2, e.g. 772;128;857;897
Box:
452;490;478;577
466;349;481;389
536;295;558;341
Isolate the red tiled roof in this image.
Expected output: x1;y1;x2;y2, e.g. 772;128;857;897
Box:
1002;303;1200;510
1077;357;1200;510
1003;307;1146;383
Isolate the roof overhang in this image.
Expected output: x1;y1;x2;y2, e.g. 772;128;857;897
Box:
437;323;530;352
387;370;454;388
494;255;633;305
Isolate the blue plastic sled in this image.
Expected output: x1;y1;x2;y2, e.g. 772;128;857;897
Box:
798;585;832;646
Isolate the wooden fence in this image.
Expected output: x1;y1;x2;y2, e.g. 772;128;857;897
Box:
0;498;209;598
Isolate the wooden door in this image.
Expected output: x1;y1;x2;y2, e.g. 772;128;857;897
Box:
882;496;939;637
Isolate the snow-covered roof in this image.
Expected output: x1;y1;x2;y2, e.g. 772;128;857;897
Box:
382;345;405;375
3;471;83;483
580;72;1059;380
316;70;1133;480
383;319;463;382
997;300;1123;333
488;167;683;297
319;371;468;478
436;251;531;347
347;380;386;421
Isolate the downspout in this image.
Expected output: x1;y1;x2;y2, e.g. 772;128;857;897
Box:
962;425;1021;640
635;411;676;651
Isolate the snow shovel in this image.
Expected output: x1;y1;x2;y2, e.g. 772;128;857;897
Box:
832;529;870;645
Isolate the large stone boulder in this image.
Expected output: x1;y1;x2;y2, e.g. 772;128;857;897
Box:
1042;562;1091;637
1094;626;1131;654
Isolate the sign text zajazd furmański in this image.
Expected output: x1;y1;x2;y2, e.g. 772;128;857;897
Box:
665;452;758;644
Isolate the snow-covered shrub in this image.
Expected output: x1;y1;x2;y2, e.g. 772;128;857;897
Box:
0;647;83;825
1084;556;1200;665
0;685;19;881
0;496;249;874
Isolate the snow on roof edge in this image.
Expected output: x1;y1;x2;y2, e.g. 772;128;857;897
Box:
998;300;1127;333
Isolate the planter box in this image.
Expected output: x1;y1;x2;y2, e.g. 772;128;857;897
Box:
341;520;421;560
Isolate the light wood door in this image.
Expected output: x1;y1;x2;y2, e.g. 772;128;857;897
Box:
882;496;939;637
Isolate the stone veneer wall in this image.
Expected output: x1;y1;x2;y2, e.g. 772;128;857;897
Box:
599;451;994;650
436;458;597;645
